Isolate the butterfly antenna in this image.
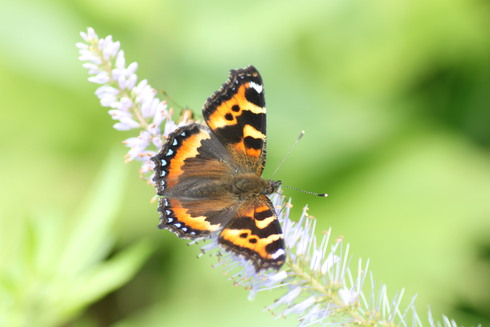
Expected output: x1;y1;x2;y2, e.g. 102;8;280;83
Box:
271;131;328;197
160;89;185;110
282;185;328;197
270;130;305;178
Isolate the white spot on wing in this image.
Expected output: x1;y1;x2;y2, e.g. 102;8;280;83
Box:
271;249;286;260
166;149;174;156
249;81;263;93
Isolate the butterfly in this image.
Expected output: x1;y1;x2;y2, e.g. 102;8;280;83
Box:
151;66;285;271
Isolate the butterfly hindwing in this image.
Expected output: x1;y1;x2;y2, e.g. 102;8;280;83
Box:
157;197;239;238
203;66;267;175
219;195;286;270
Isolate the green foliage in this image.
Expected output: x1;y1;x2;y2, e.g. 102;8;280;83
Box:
0;0;489;325
0;152;151;327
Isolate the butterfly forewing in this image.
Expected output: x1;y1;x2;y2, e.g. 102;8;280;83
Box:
203;66;267;175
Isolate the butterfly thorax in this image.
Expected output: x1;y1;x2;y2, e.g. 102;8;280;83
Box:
227;174;281;199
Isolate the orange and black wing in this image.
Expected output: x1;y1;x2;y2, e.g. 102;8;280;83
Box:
219;195;286;271
156;197;239;239
202;65;267;175
152;123;239;238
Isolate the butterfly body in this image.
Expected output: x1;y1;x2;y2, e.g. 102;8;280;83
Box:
152;66;286;271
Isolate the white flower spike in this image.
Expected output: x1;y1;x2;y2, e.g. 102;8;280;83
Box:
78;27;183;179
79;27;466;327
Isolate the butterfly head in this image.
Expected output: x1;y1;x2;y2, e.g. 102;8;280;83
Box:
264;179;282;195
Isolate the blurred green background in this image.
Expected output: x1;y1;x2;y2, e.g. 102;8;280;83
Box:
1;0;489;326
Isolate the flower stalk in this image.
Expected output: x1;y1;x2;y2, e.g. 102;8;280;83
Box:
78;27;463;327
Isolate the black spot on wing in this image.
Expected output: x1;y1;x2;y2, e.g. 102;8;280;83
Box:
265;238;285;256
245;87;264;107
239;110;265;135
244;136;263;151
254;208;274;220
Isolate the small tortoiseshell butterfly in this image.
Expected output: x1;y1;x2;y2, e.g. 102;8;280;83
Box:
151;66;285;271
